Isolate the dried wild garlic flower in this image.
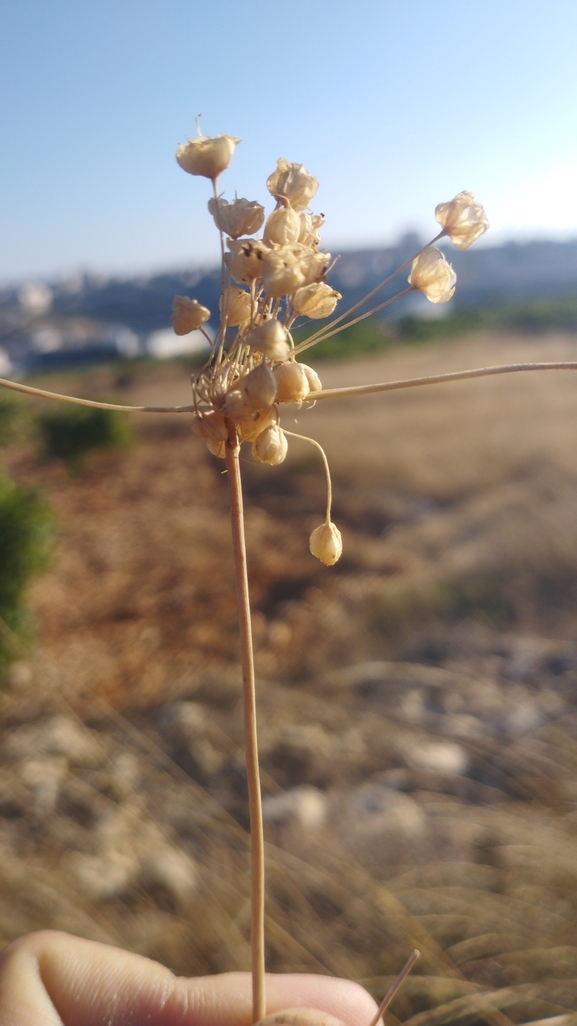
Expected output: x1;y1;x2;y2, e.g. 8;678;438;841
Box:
408;247;457;304
208;196;265;239
176;133;240;180
309;522;343;566
293;282;342;319
266;158;319;211
172;296;211;334
173;125;487;566
435;191;489;250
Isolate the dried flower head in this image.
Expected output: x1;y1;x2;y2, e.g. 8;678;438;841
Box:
309;521;343;566
274;361;310;403
172;296;211;335
252;423;288;465
266;158;319;211
220;287;252;326
208;196;265;239
176;133;240;180
408;247;457;304
435;190;489;249
293;282;341;319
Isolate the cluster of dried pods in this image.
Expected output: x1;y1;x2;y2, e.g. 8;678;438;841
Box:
173;126;489;567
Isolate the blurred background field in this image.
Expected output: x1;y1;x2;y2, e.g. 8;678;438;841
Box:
2;328;577;1024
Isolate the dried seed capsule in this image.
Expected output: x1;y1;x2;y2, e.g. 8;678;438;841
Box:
192;410;228;443
222;389;252;421
262;245;307;297
238;405;276;442
240;363;277;411
208;196;265;239
293;282;341;319
176;133;240;179
298;212;325;246
252;424;288;465
408;247;456;304
301;363;322;392
247;319;290;361
263;206;302;246
309;521;342;565
226;239;270;283
274;361;310;403
206;439;226;459
172;296;211;335
220;287;252;326
266;158;319;211
435;191;489;249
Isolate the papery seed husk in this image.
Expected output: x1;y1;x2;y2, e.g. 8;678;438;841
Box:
293;282;341;319
208;196;264;239
435;190;489;250
301;364;322;392
309;521;342;565
264;207;302;246
266;158;320;211
220;288;252;326
192;411;228;442
238;405;276;441
176;134;240;179
252;424;288;465
172;296;211;335
206;439;226;459
274;361;310;403
246;319;289;357
240;363;277;411
226;239;270;283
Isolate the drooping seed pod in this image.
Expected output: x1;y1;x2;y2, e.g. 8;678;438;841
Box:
246;319;290;361
252;423;288;465
408;247;456;304
293;282;341;319
240;363;277;411
301;363;322;392
263;206;302;246
208;196;265;239
191;410;228;443
435;191;489;250
266;158;319;211
309;521;342;565
274;361;310;403
220;287;252;326
226;239;270;283
172;296;211;335
176;134;240;179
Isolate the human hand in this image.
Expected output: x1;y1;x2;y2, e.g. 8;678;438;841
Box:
0;930;379;1026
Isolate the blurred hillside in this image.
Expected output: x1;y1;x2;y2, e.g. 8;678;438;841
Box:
2;236;577;376
2;333;577;1023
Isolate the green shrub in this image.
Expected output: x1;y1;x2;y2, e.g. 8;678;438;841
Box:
0;396;22;448
0;474;54;675
37;403;133;473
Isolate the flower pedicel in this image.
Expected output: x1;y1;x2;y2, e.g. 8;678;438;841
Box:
3;122;576;1026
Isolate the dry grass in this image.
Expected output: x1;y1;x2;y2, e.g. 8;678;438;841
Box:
2;330;577;1024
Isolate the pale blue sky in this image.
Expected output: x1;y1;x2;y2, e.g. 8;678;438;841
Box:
1;0;576;284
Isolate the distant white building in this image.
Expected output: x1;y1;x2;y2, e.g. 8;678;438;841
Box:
146;326;212;360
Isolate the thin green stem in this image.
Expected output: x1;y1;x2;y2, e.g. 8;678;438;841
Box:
224;423;266;1025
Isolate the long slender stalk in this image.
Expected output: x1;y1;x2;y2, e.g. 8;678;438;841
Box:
225;422;266;1025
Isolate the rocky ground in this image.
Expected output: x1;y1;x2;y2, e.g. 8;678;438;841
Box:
2;334;577;1025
